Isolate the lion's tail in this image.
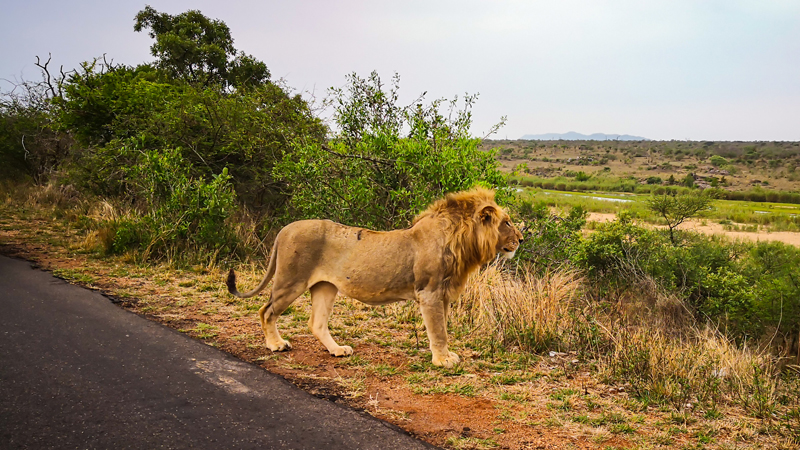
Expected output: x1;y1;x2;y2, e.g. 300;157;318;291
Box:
227;242;279;298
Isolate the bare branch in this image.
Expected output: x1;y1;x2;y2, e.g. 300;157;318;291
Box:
34;54;57;98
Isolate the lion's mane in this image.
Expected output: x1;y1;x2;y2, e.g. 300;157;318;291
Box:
413;187;504;297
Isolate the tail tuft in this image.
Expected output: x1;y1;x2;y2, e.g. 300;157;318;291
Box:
226;268;239;296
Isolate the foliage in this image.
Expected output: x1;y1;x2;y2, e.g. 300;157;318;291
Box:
512;200;585;270
274;71;508;230
710;155;728;167
579;214;800;344
101;143;238;259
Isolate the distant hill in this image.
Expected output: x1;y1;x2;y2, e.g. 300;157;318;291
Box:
520;132;650;141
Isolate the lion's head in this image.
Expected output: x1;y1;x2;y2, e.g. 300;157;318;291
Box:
415;187;523;279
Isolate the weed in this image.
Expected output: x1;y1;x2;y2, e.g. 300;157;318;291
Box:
369;363;399;377
52;268;96;284
489;373;521;385
180;322;218;339
608;423;635;434
444;436;499;450
549;388;578;401
413;381;476;397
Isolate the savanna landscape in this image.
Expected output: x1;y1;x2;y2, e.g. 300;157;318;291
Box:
2;7;800;450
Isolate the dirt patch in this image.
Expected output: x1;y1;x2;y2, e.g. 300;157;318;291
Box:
587;212;800;247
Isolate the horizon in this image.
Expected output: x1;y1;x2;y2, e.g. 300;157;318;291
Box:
2;1;799;141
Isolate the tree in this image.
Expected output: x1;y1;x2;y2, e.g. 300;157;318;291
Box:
646;192;714;245
134;6;269;88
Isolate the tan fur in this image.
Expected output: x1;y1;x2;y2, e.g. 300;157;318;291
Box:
227;187;523;367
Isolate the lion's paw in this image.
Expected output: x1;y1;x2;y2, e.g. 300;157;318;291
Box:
330;345;353;357
432;351;460;368
267;339;292;352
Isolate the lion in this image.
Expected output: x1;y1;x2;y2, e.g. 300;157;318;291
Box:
226;187;523;367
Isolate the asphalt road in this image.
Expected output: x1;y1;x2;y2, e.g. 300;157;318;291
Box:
0;255;435;450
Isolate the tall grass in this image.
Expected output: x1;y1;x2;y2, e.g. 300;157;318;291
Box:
453;262;581;353
449;263;796;419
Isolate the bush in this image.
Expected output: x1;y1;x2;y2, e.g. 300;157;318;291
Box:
0;69;71;181
99;144;238;260
574;171;591;181
59;62;324;211
710;155;728;167
273;72;509;230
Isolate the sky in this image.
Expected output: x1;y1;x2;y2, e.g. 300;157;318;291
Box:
2;1;798;141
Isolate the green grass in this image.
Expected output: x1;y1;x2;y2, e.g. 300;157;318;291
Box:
521;187;800;231
411;381;477;397
444;436;499;450
179;322;219;339
52;268;96;284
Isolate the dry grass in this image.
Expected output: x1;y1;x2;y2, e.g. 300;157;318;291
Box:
451;262;794;425
454;262;581;353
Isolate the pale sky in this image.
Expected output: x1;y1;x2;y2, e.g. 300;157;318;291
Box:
2;1;799;141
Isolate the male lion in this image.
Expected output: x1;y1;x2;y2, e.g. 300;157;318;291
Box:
227;187;523;367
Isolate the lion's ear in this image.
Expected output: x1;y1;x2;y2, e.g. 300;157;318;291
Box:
479;205;498;225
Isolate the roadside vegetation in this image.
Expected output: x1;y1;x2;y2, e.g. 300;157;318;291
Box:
2;7;799;449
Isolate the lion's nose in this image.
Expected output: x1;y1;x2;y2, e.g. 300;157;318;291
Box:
519;237;524;243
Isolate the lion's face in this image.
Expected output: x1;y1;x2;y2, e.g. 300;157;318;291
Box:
496;215;524;259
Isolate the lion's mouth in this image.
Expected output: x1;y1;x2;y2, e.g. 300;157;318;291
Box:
501;248;517;259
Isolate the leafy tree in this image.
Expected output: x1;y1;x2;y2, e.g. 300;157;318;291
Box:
56;8;325;211
134;6;269;88
646;191;714;245
61;66;324;209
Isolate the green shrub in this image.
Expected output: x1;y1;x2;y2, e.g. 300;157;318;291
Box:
98;144;238;260
512;200;585;270
574;171;591;181
646;176;662;185
273;71;508;230
710;155;728;167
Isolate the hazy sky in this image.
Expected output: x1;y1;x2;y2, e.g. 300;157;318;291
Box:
2;1;798;141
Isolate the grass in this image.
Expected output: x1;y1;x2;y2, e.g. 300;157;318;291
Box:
444;436;499;450
3;182;800;450
180;322;219;339
52;268;96;284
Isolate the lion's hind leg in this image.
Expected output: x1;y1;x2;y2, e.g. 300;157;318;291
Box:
259;283;305;352
309;282;353;357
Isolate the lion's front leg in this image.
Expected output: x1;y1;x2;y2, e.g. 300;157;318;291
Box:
418;291;460;368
